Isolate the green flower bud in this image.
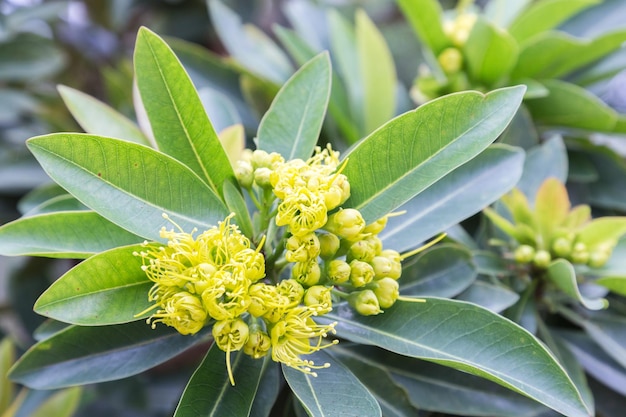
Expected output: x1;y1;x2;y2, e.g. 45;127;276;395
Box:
318;233;340;259
363;216;388;235
327;259;351;284
251;150;283;170
254;167;273;188
324;175;350;210
234;160;254;189
438;47;463;74
371;256;393;279
533;250;552;269
588;250;611;268
325;208;366;240
514;245;535;264
365;235;383;255
571;242;589;264
277;279;305;304
380;249;401;263
304;285;333;310
243;328;271;359
368;277;399;309
213;318;249;352
347;290;383;316
347;240;376;263
291;260;321;287
285;232;320;263
551;237;572;258
349;260;375;287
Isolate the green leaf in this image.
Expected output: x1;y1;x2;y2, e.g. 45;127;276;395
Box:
249;362;281;417
356;9;397;136
0;33;65;81
400;245;476;298
257;53;331;160
397;0;450;55
570;311;626;371
33;244;152;325
174;343;268;417
0;211;143;258
596;277;626;296
57;85;149;146
534;177;571;242
208;0;293;84
9;322;207;389
576;217;626;249
282;349;381;417
483;0;530;28
378;145;524;253
463;17;518;86
525;79;624;132
508;0;600;43
321;299;591;417
223;180;254;240
134;27;234;196
517;135;568;203
29;387;82;417
456;281;520;313
343;86;525;223
27;133;229;242
0;338;15;414
546;259;608;310
329;346;419;417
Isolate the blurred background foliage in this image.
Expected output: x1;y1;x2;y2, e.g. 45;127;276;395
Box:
1;0;626;416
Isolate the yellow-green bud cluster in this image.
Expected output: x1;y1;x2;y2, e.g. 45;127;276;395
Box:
513;236;617;270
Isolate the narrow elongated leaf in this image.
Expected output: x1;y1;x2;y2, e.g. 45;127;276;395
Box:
320;299;591;417
9;322;207;389
58;85;149;145
456;281;520;313
223;180;254;240
174;343;268;417
463;17;518;86
283;349;381;417
134;27;234;195
596;277;626;296
343;86;525;223
546;260;608;310
508;0;600;43
397;0;449;55
572;311;626;370
356;10;397;136
517;135;568;203
249;362;281;417
0;211;143;258
576;217;626;249
400;245;476;298
34;244;153;325
29;387;82;417
483;0;530;27
27;133;229;242
257;53;331;160
0;338;15;414
378;145;524;253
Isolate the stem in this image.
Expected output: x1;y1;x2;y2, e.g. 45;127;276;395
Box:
400;233;447;261
397;296;427;303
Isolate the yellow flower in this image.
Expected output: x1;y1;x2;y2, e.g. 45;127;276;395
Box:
213;318;250;386
276;188;327;236
270;305;338;375
144;290;207;335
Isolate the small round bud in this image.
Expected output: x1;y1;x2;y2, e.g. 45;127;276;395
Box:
380;249;401;263
349;260;375;287
533;250;552;269
363;216;388;235
318;233;340;259
347;290;383;316
243;328;271;359
277;279;305;304
571;242;589;264
304;285;333;310
291;261;321;287
325;209;366;240
285;233;320;263
327;259;351;284
254;167;273;188
371;256;393;279
234;160;254;188
251;150;283;169
438;47;463;74
347;240;376;263
551;237;572;258
514;245;535;264
369;277;399;309
213;318;249;352
588;250;611;268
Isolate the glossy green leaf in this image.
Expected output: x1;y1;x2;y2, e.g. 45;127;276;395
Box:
0;33;65;81
18;184;72;214
9;322;207;389
249;362;281;417
27;133;229;241
223;180;254;240
472;251;510;275
29;387;81;417
463;17;518;86
356;9;397;136
321;299;591;417
0;338;15;414
174;343;268;417
592;238;626;276
525;79;625;132
343;86;525;223
397;0;449;55
283;349;381;417
134;27;234;195
483;0;530;27
400;245;476;298
508;0;600;43
534;178;570;243
329;346;419;417
257;53;331;160
58;85;149;146
546;259;608;310
0;211;143;258
517;135;568;203
274;25;317;67
208;0;293;84
378;145;524;253
456;281;520;313
596;277;626;296
283;0;327;52
572;311;626;371
576;217;626;249
34;244;152;325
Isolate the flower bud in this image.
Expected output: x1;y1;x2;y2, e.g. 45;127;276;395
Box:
234;160;254;188
347;290;382;316
254;167;273;188
324;209;366;240
551;237;572;258
277;279;305;305
363;216;388;235
571;242;589;264
327;259;351;284
380;249;401;263
251;150;283;170
371;256;393;279
438;47;463;74
347;240;376;263
588;250;611;268
533;250;552;269
304;285;333;311
248;283;272;317
369;277;399;309
213;318;249;352
349;260;375;287
318;233;340;259
243;328;271;359
291;261;321;287
285;232;320;263
514;245;535;264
